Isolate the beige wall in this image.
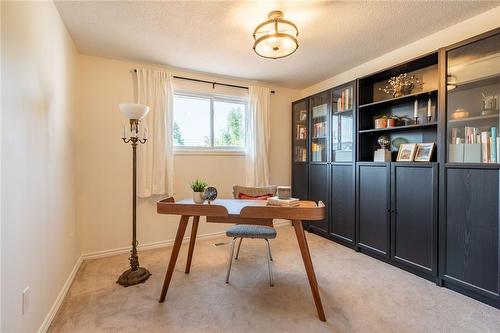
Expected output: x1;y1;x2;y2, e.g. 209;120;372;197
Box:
76;55;299;255
301;6;500;97
1;1;79;332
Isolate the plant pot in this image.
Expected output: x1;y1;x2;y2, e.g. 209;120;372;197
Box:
193;192;205;204
375;118;387;129
193;191;205;204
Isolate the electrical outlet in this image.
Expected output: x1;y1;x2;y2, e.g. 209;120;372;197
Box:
22;286;30;315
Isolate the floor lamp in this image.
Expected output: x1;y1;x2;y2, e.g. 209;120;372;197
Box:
117;103;152;287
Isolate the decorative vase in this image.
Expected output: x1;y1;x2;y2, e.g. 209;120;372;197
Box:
393;89;404;98
193;191;205;204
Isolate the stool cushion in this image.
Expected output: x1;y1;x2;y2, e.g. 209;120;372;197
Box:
226;224;277;239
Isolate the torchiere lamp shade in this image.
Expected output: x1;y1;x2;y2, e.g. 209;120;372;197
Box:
119;103;150;120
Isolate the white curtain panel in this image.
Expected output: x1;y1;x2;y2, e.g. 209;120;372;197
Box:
136;68;174;197
246;86;271;186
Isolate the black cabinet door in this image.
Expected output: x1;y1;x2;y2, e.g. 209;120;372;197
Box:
309;163;329;234
391;163;437;275
357;163;390;256
330;164;355;244
292;163;308;200
444;167;499;300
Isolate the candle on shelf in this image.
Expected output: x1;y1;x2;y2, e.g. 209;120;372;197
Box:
414;100;418;118
427;98;432;117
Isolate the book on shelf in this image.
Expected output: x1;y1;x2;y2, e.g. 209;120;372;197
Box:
449;126;498;163
313;122;326;137
311;142;324;161
481;131;490;163
492;127;497;163
295;125;307;140
267;196;300;207
294;147;307;162
336;87;352;112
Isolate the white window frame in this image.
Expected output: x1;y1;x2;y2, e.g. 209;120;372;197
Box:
173;91;248;155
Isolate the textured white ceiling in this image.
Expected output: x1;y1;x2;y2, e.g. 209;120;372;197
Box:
55;1;499;89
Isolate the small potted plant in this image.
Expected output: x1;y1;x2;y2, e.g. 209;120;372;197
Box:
190;179;208;204
374;115;388;129
387;115;399;128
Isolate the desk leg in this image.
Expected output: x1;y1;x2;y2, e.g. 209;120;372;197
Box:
159;215;189;303
185;216;199;273
292;220;326;322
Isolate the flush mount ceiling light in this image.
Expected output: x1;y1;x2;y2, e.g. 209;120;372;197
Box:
253;10;299;59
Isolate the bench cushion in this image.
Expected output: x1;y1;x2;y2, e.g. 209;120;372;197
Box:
226;224;277;239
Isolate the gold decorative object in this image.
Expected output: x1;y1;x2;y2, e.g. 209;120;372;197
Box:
451;108;469;120
379;73;422;98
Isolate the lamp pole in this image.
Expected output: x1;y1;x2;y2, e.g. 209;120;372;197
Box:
117;118;151;287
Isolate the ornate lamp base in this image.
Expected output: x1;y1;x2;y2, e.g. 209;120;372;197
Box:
117;267;151;287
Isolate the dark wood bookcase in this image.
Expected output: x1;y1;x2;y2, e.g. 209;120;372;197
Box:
291;27;500;309
438;29;500;308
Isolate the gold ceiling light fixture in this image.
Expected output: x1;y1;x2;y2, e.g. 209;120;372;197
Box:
253;10;299;59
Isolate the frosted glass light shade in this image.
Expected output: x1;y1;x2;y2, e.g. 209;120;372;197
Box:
119;103;150;120
253;11;298;59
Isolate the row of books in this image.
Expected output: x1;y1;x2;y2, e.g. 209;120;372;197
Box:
335;88;353;112
294;147;307;162
449;126;498;163
311;142;325;161
295;125;307;140
312;122;327;138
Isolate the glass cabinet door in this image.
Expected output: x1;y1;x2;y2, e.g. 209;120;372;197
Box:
447;33;500;164
292;99;308;162
332;84;355;162
310;92;330;162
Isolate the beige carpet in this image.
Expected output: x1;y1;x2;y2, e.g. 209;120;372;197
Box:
49;225;500;333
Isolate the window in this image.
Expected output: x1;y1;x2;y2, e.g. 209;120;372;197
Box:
173;93;246;150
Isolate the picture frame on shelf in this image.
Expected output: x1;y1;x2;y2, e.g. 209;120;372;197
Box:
414;143;435;162
396;143;417;161
299;110;308;121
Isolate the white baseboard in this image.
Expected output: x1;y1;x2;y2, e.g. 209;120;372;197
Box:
81;219;291;260
38;220;291;332
38;255;83;333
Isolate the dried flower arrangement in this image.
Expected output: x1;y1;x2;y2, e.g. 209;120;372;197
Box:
379;73;422;98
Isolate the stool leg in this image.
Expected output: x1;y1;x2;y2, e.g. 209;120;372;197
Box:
225;237;237;284
235;237;243;260
265;239;274;287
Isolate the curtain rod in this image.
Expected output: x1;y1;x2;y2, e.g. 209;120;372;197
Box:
132;69;275;94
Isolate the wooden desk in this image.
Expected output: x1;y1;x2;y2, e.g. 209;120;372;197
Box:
156;197;327;321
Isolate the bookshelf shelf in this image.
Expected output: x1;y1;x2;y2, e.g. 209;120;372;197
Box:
333;109;353;115
448;114;499;123
357;52;439;163
359;122;437;134
359;89;437;109
449;74;500;93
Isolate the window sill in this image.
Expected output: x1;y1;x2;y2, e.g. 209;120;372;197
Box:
174;148;246;156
